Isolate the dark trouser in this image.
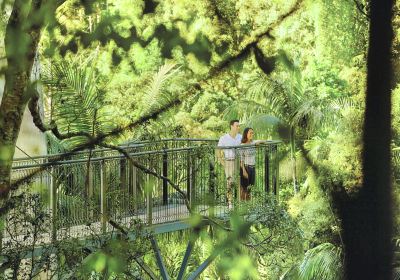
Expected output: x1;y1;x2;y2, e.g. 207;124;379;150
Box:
240;165;255;200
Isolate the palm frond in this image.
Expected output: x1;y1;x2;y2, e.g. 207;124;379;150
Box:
291;99;324;133
223;99;269;121
291;94;355;135
46;132;67;154
280;265;300;280
393;148;400;166
330;96;361;111
41;60;111;149
298;243;343;280
142;63;180;114
303;137;327;161
245;114;291;141
245;114;285;130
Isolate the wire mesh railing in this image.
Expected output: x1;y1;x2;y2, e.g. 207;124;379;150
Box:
7;139;281;245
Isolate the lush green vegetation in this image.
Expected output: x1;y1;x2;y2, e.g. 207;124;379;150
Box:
0;0;399;279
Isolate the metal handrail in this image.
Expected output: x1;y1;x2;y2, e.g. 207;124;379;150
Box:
12;138;219;165
12;145;214;170
12;139;280;165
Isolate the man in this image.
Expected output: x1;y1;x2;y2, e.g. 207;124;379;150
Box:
217;119;242;209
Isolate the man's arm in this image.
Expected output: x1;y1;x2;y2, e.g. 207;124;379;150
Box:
217;136;225;165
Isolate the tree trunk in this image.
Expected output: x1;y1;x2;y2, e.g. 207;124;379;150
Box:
341;1;394;279
0;71;30;201
0;0;42;207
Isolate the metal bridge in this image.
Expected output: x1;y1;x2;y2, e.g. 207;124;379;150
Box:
4;139;281;279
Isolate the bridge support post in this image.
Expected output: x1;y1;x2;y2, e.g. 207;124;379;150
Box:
177;232;199;280
186;252;219;280
150;236;170;280
100;160;107;234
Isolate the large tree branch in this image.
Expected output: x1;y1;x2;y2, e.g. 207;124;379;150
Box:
28;89;94;140
208;0;304;78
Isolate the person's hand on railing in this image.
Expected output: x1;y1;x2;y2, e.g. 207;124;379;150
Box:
254;140;268;145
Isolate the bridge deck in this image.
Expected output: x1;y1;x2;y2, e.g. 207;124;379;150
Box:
2;204;230;250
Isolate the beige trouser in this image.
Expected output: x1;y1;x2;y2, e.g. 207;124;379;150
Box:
224;160;236;206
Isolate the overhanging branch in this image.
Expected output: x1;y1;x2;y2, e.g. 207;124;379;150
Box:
28;89;94;141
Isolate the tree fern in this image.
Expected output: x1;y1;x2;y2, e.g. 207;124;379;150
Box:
280;243;343;280
42;59;113;150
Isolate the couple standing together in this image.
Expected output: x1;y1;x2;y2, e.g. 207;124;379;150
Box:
218;120;264;209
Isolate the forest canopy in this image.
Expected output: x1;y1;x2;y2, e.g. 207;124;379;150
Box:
0;0;398;279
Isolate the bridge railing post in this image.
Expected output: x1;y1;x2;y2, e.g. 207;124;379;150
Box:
50;166;57;242
208;154;216;217
120;158;127;190
162;150;168;206
100;160;107;234
191;153;196;206
128;160;138;214
186;151;196;207
87;161;94;221
146;174;153;226
264;145;270;194
235;147;241;205
272;144;279;200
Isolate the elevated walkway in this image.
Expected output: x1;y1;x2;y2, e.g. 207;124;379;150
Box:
6;139;280;243
3;139;281;279
5;139;281;247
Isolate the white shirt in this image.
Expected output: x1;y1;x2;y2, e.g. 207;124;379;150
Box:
218;133;242;160
240;141;256;165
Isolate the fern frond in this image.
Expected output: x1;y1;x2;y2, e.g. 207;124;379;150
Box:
143;63;180;114
298;243;343;280
223;99;269;121
41;60;112;149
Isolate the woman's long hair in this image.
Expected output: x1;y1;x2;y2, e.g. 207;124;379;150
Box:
241;127;253;143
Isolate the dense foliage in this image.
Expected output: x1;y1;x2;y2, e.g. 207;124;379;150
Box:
0;0;399;279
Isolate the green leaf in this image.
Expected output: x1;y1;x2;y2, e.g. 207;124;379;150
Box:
277;49;295;72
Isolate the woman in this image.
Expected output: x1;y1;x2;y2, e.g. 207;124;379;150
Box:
240;127;257;201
